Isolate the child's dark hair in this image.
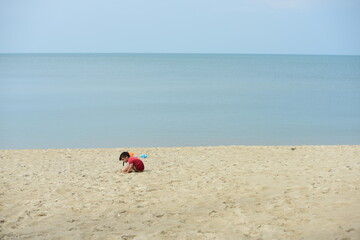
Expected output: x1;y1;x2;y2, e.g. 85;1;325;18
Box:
119;152;130;161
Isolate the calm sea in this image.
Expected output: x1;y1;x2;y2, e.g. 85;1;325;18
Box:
0;54;359;149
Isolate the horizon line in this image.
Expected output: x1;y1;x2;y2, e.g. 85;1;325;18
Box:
0;52;359;57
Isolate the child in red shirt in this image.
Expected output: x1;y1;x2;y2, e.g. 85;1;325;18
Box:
119;152;145;173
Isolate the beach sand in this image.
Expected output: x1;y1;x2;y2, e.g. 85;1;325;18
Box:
1;145;359;240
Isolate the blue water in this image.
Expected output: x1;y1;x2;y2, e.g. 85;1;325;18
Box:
0;54;359;149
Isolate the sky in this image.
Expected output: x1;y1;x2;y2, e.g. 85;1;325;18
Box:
0;0;359;55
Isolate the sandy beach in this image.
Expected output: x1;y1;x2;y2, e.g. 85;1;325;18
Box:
0;145;359;240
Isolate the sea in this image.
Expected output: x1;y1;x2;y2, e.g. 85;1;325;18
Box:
0;54;359;149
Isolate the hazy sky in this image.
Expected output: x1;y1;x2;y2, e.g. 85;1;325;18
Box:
1;0;359;54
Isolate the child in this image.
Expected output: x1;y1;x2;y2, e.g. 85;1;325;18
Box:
119;152;145;173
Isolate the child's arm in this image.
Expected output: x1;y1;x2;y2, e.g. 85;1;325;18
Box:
122;164;134;173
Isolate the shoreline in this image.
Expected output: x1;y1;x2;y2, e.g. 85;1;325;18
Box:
1;145;359;239
1;144;359;151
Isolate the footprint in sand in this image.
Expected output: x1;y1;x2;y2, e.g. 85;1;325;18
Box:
35;212;47;217
209;210;218;217
121;234;136;239
142;220;154;226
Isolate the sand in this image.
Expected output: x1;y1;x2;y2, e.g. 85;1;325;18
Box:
0;145;359;240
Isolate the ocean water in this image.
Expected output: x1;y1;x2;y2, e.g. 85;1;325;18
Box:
0;54;359;149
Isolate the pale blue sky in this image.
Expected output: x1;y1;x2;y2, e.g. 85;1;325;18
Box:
0;0;359;55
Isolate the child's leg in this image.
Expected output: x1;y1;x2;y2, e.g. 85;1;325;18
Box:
132;165;144;172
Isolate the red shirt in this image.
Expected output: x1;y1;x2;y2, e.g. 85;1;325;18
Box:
128;157;144;171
